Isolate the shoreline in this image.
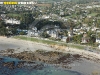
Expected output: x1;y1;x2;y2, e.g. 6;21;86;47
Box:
15;36;100;61
0;36;100;62
0;36;100;75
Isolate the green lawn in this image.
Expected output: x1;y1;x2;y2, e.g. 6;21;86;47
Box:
7;13;21;17
14;35;85;50
65;16;71;18
88;13;98;16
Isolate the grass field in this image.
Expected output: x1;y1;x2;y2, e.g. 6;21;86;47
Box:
14;35;85;50
88;13;98;16
7;13;21;16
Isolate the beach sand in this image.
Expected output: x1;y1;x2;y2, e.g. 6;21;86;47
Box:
0;36;100;75
0;36;55;53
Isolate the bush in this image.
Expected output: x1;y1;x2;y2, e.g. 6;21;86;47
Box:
41;32;50;38
0;27;8;36
73;34;82;44
19;32;26;35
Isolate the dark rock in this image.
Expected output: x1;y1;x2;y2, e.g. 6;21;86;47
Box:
5;50;83;69
3;61;15;69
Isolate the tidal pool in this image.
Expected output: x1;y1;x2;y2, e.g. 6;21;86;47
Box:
0;57;82;75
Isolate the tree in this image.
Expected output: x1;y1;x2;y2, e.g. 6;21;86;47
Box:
20;13;35;29
67;19;75;37
87;31;96;46
41;32;50;38
0;27;8;36
0;21;8;36
73;34;83;43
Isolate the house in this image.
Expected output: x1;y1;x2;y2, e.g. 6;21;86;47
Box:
86;6;92;9
27;27;39;37
91;27;99;31
50;30;57;38
1;14;6;19
81;37;89;43
46;30;58;38
98;44;100;49
60;11;64;15
27;30;39;37
68;30;73;37
93;5;100;8
61;36;67;42
45;25;60;38
42;15;50;19
96;30;100;43
96;38;100;43
4;19;20;25
81;33;89;43
96;36;100;43
73;28;80;32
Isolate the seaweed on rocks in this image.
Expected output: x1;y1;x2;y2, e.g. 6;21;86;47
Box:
1;49;83;69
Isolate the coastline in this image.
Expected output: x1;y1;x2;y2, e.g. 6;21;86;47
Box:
0;36;100;75
0;36;100;62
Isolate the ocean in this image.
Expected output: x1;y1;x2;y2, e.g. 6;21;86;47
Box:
0;56;82;75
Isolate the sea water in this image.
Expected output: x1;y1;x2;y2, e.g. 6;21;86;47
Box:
0;57;82;75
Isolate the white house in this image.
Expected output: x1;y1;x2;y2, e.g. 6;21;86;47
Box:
68;30;73;37
4;19;21;25
61;36;67;42
96;39;100;43
46;30;58;38
86;6;92;9
27;30;39;37
96;30;100;43
98;44;100;48
1;14;6;18
51;31;57;38
93;5;100;8
42;15;50;19
27;27;39;37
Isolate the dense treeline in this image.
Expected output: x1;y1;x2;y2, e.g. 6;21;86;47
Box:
34;19;66;30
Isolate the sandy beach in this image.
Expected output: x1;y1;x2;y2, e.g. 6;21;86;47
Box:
0;36;100;57
0;36;55;53
0;36;100;75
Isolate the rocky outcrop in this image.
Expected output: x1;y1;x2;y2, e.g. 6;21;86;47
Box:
0;49;83;69
8;51;35;61
0;49;15;55
5;50;82;68
3;61;16;69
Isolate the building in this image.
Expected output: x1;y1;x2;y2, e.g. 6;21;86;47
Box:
98;44;100;48
81;33;89;44
61;36;67;42
27;27;39;37
4;19;21;25
96;30;100;44
42;15;50;19
46;30;58;38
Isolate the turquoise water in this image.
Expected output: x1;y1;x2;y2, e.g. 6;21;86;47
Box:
0;57;82;75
